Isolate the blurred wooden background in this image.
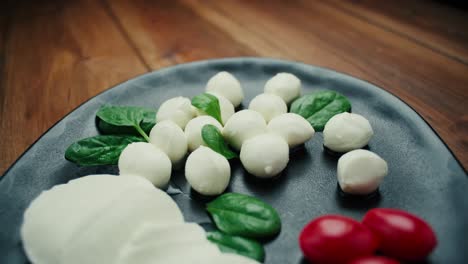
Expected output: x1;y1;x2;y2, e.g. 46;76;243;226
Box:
1;0;467;174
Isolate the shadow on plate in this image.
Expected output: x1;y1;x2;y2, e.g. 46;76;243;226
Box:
335;184;382;210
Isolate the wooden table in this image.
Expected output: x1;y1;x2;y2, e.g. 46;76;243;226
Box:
1;0;467;174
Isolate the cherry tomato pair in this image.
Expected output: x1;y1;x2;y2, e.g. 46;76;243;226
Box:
299;208;437;263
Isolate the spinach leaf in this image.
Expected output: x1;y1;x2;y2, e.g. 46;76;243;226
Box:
290;90;351;131
202;124;237;159
98;110;156;135
206;193;281;238
65;135;144;166
96;105;151;141
207;231;265;262
191;93;222;124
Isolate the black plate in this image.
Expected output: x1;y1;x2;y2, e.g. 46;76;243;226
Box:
0;58;466;264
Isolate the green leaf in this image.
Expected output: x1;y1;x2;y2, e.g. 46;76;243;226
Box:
207;231;265;262
202;124;238;159
191;93;222;124
206;193;281;238
65;135;145;166
290;90;351;131
98;110;156;135
96;105;151;141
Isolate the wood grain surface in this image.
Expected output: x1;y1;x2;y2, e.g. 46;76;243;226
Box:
1;0;467;174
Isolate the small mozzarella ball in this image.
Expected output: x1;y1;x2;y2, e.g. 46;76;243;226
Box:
185;146;231;196
118;142;172;188
240;134;289;178
248;93;287;122
195;92;235;125
337;149;388;195
267;113;315;147
323;112;374;153
156;97;196;129
149;120;188;164
223;110;267;151
185;116;223;152
264;73;301;104
206;71;244;107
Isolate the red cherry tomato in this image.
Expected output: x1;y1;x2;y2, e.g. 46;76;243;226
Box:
362;208;437;261
348;256;400;264
299;215;378;263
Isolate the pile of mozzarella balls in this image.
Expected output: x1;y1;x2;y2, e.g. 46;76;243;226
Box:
118;72;315;196
119;71;389;196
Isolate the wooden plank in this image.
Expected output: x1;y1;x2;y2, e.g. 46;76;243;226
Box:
328;0;468;64
0;0;148;175
180;0;468;168
106;0;256;69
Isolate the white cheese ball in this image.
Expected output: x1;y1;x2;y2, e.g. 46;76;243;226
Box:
264;73;301;104
267;113;315;147
240;134;289;178
206;71;244;107
149;120;188;164
185;116;223;152
195;92;235;125
248;93;287;122
185;146;231;196
337;149;388;195
156;97;196;129
323;112;374;153
223;110;267;151
118;142;172;188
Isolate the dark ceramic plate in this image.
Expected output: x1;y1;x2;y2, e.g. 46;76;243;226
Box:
0;58;466;264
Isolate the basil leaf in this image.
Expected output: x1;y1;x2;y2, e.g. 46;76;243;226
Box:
202;124;237;159
98;110;156;135
97;105;145;126
290;90;351;131
206;193;281;238
192;93;222;124
97;105;151;141
65;135;144;166
207;231;265;262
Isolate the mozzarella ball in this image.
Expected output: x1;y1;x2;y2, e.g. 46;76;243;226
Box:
206;71;244;107
264;73;301;104
118;142;172;188
223;110;267;151
323;112;374;153
185;146;231;196
337;149;388;195
240;134;289;178
267;113;315;147
195;92;235;125
149;120;188;164
248;93;287;122
156;97;196;129
185;116;223;152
